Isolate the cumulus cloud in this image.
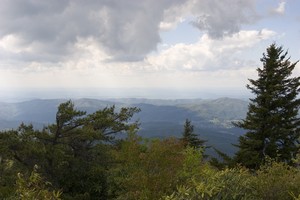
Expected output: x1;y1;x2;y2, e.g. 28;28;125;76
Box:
0;0;259;63
147;29;276;71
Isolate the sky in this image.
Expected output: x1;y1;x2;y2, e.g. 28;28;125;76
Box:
0;0;300;100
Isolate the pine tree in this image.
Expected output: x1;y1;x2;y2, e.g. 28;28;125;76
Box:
234;43;300;169
181;119;207;149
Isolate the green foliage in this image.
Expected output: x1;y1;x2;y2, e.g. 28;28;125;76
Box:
165;166;253;200
250;158;300;200
235;44;300;168
16;165;62;200
179;147;204;180
0;124;45;199
165;156;300;200
0;100;140;199
0;159;17;199
109;130;193;200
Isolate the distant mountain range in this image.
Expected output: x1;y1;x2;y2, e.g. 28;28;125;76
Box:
0;97;249;156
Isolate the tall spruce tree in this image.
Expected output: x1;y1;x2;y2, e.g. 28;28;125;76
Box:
181;119;207;149
234;43;300;169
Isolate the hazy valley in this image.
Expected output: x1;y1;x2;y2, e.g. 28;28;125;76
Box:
0;97;248;156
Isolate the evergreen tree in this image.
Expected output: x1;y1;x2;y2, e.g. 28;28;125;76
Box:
181;119;207;149
234;43;300;169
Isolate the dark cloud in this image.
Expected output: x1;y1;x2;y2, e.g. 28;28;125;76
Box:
0;0;186;62
190;0;258;38
0;0;258;62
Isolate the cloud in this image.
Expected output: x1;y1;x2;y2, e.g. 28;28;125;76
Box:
0;28;277;93
270;1;286;15
147;29;276;71
0;0;189;62
0;0;259;63
189;0;258;38
159;0;258;38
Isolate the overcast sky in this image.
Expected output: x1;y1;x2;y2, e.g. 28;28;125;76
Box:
0;0;300;99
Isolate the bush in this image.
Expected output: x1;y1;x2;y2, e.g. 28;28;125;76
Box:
16;165;62;200
165;166;254;200
250;159;300;200
165;157;300;200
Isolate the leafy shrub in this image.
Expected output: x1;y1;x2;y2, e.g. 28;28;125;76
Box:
165;166;254;200
16;165;62;200
250;159;300;200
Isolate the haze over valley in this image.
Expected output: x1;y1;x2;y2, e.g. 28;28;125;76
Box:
0;97;248;156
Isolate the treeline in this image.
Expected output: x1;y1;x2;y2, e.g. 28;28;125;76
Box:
1;43;300;199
